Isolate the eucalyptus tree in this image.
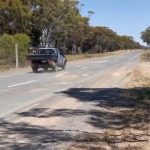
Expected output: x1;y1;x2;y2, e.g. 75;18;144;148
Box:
141;27;150;46
0;0;31;34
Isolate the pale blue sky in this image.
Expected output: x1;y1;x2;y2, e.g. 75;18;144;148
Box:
79;0;150;45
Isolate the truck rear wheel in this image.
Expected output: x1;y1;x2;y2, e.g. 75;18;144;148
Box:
44;66;48;71
62;61;66;70
32;66;38;73
52;62;58;72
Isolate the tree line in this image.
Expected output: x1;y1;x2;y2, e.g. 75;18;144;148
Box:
0;0;143;67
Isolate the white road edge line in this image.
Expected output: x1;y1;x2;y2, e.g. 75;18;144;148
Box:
113;72;121;77
8;80;37;88
55;72;68;77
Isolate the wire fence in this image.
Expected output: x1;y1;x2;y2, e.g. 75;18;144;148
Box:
0;43;29;70
0;40;15;70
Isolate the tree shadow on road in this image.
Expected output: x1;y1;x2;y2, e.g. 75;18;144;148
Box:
0;87;149;149
0;119;75;150
17;87;149;130
60;88;150;130
60;87;150;150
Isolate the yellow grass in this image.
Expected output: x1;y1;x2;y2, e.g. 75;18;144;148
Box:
66;50;127;62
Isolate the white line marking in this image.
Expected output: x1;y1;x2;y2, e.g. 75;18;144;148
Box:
55;72;68;77
129;54;141;61
113;72;121;77
100;61;108;63
8;80;37;88
20;103;40;112
0;72;25;79
56;82;70;85
83;74;89;77
93;61;108;64
81;67;87;70
0;89;9;93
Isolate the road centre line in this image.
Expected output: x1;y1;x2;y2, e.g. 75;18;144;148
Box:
93;60;108;64
0;89;9;93
56;82;70;85
8;80;37;88
55;72;68;77
0;72;25;79
83;74;89;77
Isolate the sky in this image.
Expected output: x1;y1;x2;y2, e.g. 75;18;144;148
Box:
79;0;150;45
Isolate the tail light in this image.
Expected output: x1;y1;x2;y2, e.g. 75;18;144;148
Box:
28;60;32;64
48;60;52;64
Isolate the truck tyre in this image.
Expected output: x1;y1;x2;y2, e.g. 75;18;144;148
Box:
32;66;38;73
44;66;48;71
52;62;58;72
62;60;66;70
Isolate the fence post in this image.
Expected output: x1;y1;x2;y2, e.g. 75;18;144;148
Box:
15;44;19;68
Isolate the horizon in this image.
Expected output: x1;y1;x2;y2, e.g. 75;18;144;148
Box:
79;0;150;46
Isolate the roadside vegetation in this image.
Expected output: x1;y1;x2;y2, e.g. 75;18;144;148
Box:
142;50;150;62
66;50;127;62
68;51;150;150
0;34;30;70
0;0;143;70
129;50;150;105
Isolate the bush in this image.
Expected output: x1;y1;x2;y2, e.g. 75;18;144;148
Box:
14;34;30;66
0;33;30;68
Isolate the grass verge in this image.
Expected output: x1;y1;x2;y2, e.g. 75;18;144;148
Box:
141;50;150;62
128;50;150;105
66;50;128;62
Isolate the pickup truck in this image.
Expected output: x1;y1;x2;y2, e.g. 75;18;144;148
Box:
26;47;67;72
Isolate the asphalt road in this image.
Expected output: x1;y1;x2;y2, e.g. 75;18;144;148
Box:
0;50;141;118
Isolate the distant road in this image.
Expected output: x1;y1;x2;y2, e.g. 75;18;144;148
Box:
0;50;141;118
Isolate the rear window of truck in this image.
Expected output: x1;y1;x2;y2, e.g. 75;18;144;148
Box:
38;49;55;54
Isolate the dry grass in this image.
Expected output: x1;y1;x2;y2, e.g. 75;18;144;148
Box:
0;64;13;72
128;51;150;104
66;50;127;62
141;50;150;62
69;104;150;150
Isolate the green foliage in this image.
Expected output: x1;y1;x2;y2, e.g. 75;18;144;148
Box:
14;34;30;65
82;27;141;53
0;34;15;66
0;34;30;67
141;27;150;45
0;0;30;34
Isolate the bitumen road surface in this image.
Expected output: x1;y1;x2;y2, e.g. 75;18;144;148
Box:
0;50;144;150
0;50;141;118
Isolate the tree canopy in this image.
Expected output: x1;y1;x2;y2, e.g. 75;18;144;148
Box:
0;0;142;53
141;27;150;46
